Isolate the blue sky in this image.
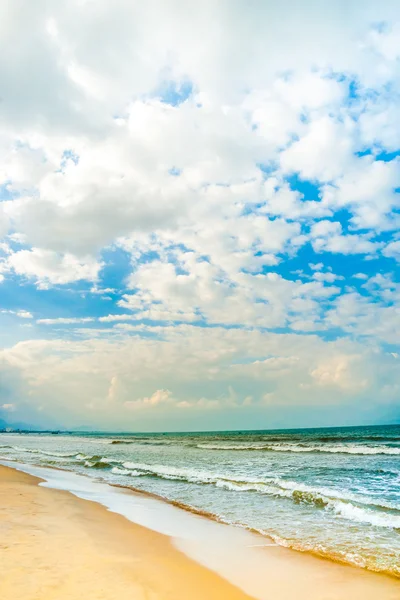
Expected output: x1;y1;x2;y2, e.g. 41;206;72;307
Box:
0;1;399;431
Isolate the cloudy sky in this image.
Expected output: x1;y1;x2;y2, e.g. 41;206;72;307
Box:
0;0;399;431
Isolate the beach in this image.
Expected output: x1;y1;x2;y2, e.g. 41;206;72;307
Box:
0;464;251;600
2;2;400;596
1;463;399;600
1;427;400;577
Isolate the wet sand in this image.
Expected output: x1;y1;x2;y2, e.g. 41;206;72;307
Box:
1;464;399;600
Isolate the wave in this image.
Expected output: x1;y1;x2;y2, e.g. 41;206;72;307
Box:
3;457;399;579
10;445;400;529
107;438;176;446
111;466;132;475
259;529;400;577
11;446;81;458
117;461;400;528
96;432;400;449
84;460;110;469
216;479;400;525
195;443;400;455
81;456;144;477
111;466;143;476
107;475;400;578
82;455;118;469
331;501;400;529
310;435;400;443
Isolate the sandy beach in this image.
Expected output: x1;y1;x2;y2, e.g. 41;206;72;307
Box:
0;464;253;600
1;463;399;600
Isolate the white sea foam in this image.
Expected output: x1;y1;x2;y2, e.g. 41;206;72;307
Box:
1;457;400;579
111;467;132;475
0;459;308;599
111;466;142;476
12;446;80;458
330;501;400;528
118;461;400;527
2;428;400;579
196;443;400;455
5;442;400;528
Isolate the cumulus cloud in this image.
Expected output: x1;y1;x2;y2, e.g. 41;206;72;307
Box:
0;326;398;429
280;117;355;182
124;389;173;410
0;1;400;428
310;355;367;391
321;157;400;231
383;239;400;261
6;248;102;287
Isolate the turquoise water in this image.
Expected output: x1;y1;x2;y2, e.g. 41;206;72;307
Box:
1;425;400;576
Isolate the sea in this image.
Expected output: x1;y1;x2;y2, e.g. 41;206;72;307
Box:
1;424;400;577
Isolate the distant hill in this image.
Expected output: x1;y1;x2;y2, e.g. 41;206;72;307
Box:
0;416;43;432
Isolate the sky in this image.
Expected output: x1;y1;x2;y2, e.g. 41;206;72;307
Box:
0;0;399;431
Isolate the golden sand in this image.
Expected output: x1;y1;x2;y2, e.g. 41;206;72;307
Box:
0;464;399;600
0;465;252;600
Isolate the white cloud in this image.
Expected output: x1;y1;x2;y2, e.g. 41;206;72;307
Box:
312;272;343;283
1;309;33;319
1;2;400;427
0;204;9;239
321;157;400;230
261;179;329;219
383;239;400;261
119;255;341;330
280;117;355;182
37;317;95;325
17;310;33;319
0;326;398;428
310;221;380;255
99;314;136;323
325;292;400;345
7;248;102;287
310;355;367;391
309;263;324;271
124;389;173;410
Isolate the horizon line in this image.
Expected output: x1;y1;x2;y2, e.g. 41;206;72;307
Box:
3;421;400;436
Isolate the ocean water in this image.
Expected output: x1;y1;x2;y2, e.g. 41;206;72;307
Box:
1;424;400;577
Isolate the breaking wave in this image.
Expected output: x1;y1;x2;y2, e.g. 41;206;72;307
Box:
110;440;135;445
196;443;400;455
11;447;81;458
112;461;400;528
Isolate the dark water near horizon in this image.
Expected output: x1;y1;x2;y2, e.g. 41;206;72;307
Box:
1;424;400;577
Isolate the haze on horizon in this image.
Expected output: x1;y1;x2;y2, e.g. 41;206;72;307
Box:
0;0;399;432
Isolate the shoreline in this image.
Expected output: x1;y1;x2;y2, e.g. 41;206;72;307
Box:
0;464;252;600
116;484;400;580
1;461;400;600
2;455;400;580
